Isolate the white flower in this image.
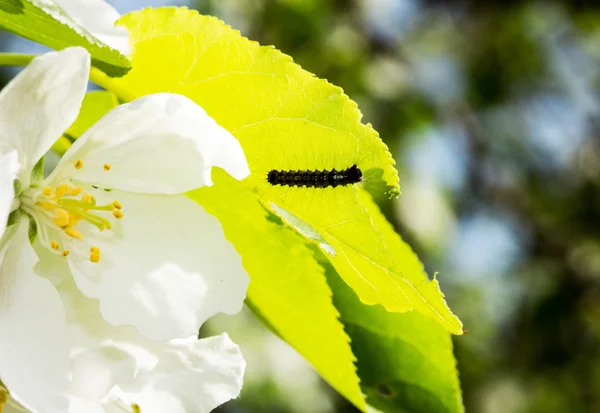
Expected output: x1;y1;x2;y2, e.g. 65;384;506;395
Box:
0;151;19;240
4;271;245;413
53;0;130;55
0;47;249;412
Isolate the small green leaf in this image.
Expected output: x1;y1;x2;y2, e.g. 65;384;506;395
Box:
189;171;367;411
27;215;37;244
6;208;20;228
0;0;130;76
12;178;20;196
106;7;463;334
67;91;119;138
29;155;43;186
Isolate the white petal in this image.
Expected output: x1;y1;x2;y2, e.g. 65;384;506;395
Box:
119;334;245;413
43;273;160;405
0;220;69;413
0;150;19;240
0;48;90;185
64;191;249;341
70;345;138;402
53;0;130;56
68;396;105;413
52;277;244;413
51;93;250;194
56;279;158;402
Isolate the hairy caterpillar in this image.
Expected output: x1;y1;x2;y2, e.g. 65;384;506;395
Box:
267;165;363;188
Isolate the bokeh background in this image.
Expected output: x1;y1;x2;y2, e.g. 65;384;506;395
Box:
2;1;600;412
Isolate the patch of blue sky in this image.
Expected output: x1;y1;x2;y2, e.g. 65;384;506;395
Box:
402;123;470;193
107;0;191;14
359;0;420;42
522;93;588;171
445;210;529;324
447;211;527;280
410;53;466;105
545;27;600;116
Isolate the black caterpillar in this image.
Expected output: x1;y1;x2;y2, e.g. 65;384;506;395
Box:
267;165;362;188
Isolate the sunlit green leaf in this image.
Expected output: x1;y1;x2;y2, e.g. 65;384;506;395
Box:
0;0;130;76
318;193;464;412
105;6;462;334
329;264;464;413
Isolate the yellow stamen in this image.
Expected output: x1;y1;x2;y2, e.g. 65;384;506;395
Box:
59;199;112;211
50;240;60;250
37;201;56;211
62;250;70;257
104;164;111;171
74;160;84;169
58;203;113;231
82;193;96;205
65;228;84;240
41;183;120;241
132;403;141;413
55;184;70;198
68;212;83;224
90;252;100;263
90;246;100;254
54;209;70;228
67;187;83;196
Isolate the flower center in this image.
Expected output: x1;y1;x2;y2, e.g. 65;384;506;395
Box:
36;184;121;233
21;174;124;263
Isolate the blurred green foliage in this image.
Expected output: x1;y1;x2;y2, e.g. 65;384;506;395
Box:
195;1;600;412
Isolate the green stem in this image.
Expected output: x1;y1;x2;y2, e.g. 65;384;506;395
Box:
0;53;134;101
51;136;72;156
89;67;136;102
0;53;36;66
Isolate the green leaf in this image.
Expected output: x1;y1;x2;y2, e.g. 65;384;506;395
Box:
59;86;369;408
328;265;464;413
107;7;463;334
317;194;464;412
67;91;118;138
0;0;130;76
189;171;366;411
